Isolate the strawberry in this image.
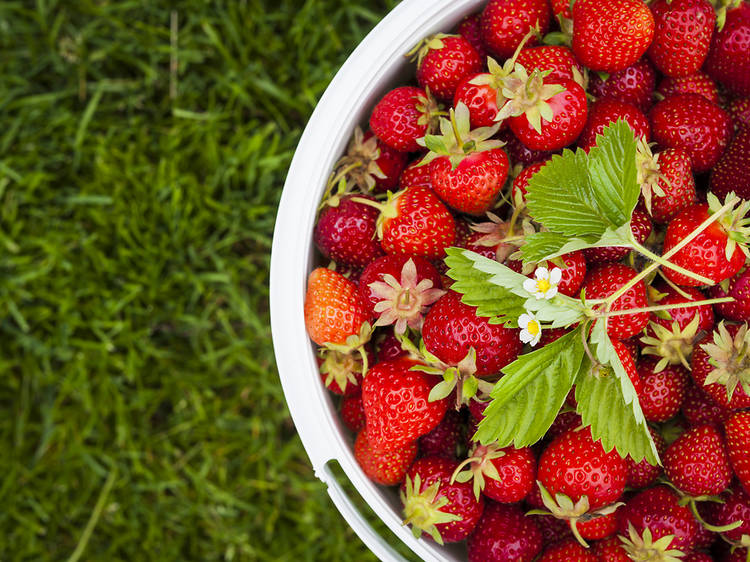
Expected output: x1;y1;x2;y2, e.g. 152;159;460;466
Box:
467;501;543;562
592;535;630;561
710;127;750;201
613;338;643;396
420;103;509;215
539;536;598;561
304;267;369;346
663;423;732;496
572;0;655;73
317;343;371;396
728;96;750;130
681;382;731;427
704;1;750;97
545;409;583;442
354;430;417;486
373;185;457;260
399;158;433;189
637;144;697;224
418;409;463;460
515;45;584;85
647;0;716;77
375;328;408;362
573;510;618;540
582;263;650;340
583;206;652;264
533;513;574;547
454;72;505;129
362;357;448;452
457;13;488;61
358;254;444;332
617;485;700;554
552;251;587;297
709;485;750;546
401;456;484;544
708;266;750;322
661;200;747;287
452;443;536;503
649;93;733;173
480;0;551;59
512;160;548;207
314;194;384;268
422;290;523;376
626;427;667;489
724;410;750;493
411;34;483;101
691;322;750;411
657;72;720;105
500;128;554;164
369;86;441;152
636;357;690;422
587;59;657;113
340;394;366;433
576;99;651;151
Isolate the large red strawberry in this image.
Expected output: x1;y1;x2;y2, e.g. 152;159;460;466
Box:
637;144;697;224
577;99;651;151
572;0;655;73
647;0;716;77
649;93;733;173
304;267;369;346
362;358;448;452
314;194;384;268
661;200;748;287
401;456;484;544
369;86;441;152
724;410;750;493
588;59;657;113
663;423;732;496
708;267;750;322
411;34;483;101
704;0;750;97
453;443;536;503
422;290;523;376
657;72;720;104
710;127;750;201
480;0;551;59
467;501;543;562
637;357;690;422
582;263;650;340
354;430;417;486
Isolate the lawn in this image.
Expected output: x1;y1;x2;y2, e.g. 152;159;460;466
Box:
0;1;401;559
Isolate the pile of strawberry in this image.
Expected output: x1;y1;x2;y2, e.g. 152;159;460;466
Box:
301;0;750;559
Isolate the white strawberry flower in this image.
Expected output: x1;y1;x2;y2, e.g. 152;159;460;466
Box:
522;266;562;300
518;312;542;347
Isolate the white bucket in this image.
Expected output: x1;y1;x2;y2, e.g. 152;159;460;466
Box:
270;0;486;560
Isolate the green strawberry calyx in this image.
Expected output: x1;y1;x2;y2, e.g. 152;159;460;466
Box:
640;315;701;372
405;33;455;68
400;474;461;546
636;139;669;217
495;65;566;134
320;321;373;380
330;126;386;193
707;192;750;261
701;321;750;401
450;442;507;501
619;523;685;562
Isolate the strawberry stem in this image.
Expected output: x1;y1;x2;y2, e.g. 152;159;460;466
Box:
632;242;714;286
596;296;734;319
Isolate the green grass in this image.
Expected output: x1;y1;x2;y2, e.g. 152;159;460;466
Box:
0;1;403;559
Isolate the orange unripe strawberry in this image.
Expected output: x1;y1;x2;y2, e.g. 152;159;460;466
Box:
303;267;368;346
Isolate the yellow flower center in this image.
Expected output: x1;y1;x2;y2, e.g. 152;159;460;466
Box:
536;279;552;294
527;321;540;336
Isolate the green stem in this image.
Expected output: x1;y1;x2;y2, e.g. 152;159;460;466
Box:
597;297;734;319
633;242;713;286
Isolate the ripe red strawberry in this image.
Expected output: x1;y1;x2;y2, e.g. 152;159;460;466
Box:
572;0;655;73
553;251;587;297
663;423;732;496
539;536;598;561
515;45;584;85
454;72;505;129
317;343;371;396
626;427;666;489
617;485;700;554
314;194;384;268
613;338;644;396
354;430;417;486
588;59;657;113
593;535;630;562
657;72;720;104
453;443;536;503
304;267;369;346
399;158;433;189
362;357;448;452
647;0;716;77
573;510;618;540
637;145;697;224
369;86;441;152
724;410;750;493
582;263;650;340
704;1;750;97
418;409;463;460
412;34;483;101
710;127;750;201
728;96;750;130
341;394;366;432
480;0;550;59
457;13;488;61
708;267;750;322
710;485;750;545
375;185;457;260
500;128;554;164
401;456;484;544
512;160;548;207
546;409;583;442
422;290;523;376
583;206;652;264
649;93;733;173
682;382;731;427
467;501;543;562
577;99;651;151
691;322;750;411
637;357;690;422
661;202;747;287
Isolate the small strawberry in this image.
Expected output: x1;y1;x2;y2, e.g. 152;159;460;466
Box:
354;430;417;486
663;423;732;496
550;0;573;20
657;72;720;104
573;510;618;541
369;86;442;152
401;456;484;544
467;501;543;562
454;71;505;129
538;536;598;561
724;410;750;493
582;263;650;340
708;267;750;322
728;96;750;131
576;99;651;151
452;443;536;503
362;357;448;452
592;535;630;561
500;128;554;164
457;13;488;61
661;197;749;287
647;0;716;77
572;0;655;73
341;394;366;433
626;427;667;489
637;357;690;422
418;409;463;460
480;0;551;59
649;93;733;173
613;338;644;396
399;158;433;189
317;343;371;396
583;206;652;264
682;382;731;427
512;160;548;207
710;126;750;201
410;34;483;101
587;59;657;113
704;1;750;97
552;251;587;297
304;267;369;346
515;45;584;85
636;142;697;224
375;328;408;362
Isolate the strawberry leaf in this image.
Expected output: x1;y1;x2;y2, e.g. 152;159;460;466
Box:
520;224;633;263
474;327;584;447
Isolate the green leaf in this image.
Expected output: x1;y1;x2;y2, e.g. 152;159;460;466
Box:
520;224;634;264
474;327;584;447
